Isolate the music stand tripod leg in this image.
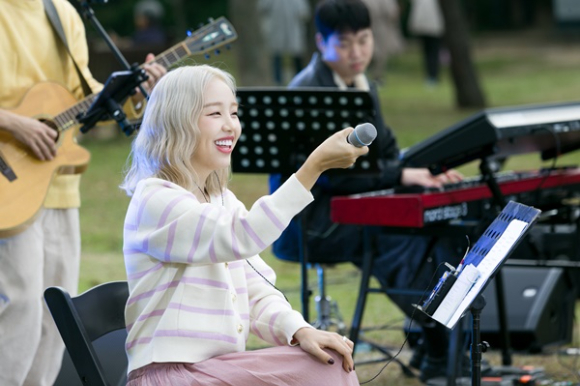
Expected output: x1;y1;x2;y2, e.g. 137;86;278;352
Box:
298;215;311;321
470;295;489;386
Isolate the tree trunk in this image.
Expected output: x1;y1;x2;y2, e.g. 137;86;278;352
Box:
306;0;318;55
228;0;269;86
167;0;188;43
439;0;486;109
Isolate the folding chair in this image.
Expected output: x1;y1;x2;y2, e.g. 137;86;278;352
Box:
45;281;129;386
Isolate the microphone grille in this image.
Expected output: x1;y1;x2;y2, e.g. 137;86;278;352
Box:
353;123;377;145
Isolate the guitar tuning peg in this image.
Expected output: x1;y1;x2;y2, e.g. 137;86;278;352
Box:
225;44;231;50
205;53;211;60
187;26;202;36
207;17;214;23
214;49;221;55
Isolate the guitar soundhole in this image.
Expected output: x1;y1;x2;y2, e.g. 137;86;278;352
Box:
39;119;60;142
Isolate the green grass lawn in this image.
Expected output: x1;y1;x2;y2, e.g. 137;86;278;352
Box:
77;34;580;384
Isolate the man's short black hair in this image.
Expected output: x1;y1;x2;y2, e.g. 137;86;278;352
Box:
315;0;371;40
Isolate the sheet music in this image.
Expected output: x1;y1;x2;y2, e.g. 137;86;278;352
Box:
432;264;480;325
443;219;528;329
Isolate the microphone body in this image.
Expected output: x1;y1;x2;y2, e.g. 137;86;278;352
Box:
347;123;377;147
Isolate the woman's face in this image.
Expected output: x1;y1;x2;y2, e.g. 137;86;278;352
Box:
192;77;241;181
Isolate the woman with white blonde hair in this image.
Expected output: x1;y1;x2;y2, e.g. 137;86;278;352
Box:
121;64;366;385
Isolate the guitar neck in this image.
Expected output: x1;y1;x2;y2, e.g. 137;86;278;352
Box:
146;43;191;71
50;42;182;132
52;17;237;133
53;94;97;133
52;39;187;133
145;17;236;71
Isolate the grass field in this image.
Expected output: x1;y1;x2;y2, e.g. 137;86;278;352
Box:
77;32;580;384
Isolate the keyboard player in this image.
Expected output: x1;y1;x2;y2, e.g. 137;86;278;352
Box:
269;0;464;382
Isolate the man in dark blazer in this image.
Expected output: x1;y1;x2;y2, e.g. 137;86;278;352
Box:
270;0;464;382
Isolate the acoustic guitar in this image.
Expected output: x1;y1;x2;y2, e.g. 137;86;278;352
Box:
0;17;237;237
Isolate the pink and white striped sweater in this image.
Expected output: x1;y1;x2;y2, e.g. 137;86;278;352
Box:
123;174;314;373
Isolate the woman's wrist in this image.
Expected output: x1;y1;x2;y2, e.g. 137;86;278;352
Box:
295;156;322;191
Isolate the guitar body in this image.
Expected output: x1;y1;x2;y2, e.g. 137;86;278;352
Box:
0;82;90;237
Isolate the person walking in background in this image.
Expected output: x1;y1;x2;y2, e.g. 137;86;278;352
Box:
120;64;364;386
408;0;445;85
0;1;165;385
362;0;405;83
258;0;311;85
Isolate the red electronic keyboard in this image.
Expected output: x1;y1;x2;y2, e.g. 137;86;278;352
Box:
331;168;580;228
332;100;580;228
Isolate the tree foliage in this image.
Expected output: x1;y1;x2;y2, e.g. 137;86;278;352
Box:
79;0;228;42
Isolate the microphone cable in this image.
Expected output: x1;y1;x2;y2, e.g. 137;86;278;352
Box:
215;168;289;302
246;259;289;302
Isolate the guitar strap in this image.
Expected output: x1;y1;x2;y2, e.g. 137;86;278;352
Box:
42;0;93;97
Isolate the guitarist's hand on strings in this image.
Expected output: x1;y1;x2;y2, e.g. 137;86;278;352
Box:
132;53;166;105
142;53;166;93
0;110;57;161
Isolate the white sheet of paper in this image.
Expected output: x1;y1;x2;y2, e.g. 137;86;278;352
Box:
444;219;528;328
432;264;480;325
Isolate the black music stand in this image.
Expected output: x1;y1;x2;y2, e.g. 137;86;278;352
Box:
234;87;378;176
419;201;541;386
77;69;147;136
234;87;378;321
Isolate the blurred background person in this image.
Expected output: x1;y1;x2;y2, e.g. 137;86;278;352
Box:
258;0;311;85
362;0;405;84
408;0;445;86
107;0;168;51
132;0;168;47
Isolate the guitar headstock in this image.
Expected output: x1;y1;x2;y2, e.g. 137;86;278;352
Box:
185;17;238;56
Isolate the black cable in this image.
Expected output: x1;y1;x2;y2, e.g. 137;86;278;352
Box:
359;316;407;332
359;260;450;384
246;259;289;302
359;236;471;384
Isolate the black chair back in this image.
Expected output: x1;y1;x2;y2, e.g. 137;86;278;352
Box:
45;281;129;386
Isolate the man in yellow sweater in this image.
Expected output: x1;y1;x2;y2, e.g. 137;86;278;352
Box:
0;0;165;385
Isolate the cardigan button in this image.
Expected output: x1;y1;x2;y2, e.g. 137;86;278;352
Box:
237;324;243;333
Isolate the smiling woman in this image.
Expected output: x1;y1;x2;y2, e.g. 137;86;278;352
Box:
117;64;368;386
120;65;235;199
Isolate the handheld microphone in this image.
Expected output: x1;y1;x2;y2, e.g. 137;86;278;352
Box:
347;123;377;147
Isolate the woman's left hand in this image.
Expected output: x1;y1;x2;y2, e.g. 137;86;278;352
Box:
434;169;463;185
401;167;463;189
292;327;355;373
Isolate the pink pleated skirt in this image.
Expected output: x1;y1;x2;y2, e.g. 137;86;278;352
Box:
127;346;359;386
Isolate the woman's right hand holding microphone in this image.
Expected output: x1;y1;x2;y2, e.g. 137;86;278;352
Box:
296;124;374;190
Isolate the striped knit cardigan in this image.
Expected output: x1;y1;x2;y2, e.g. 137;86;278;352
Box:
123;174;314;373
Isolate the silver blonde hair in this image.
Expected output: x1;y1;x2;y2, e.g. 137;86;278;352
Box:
120;65;236;196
